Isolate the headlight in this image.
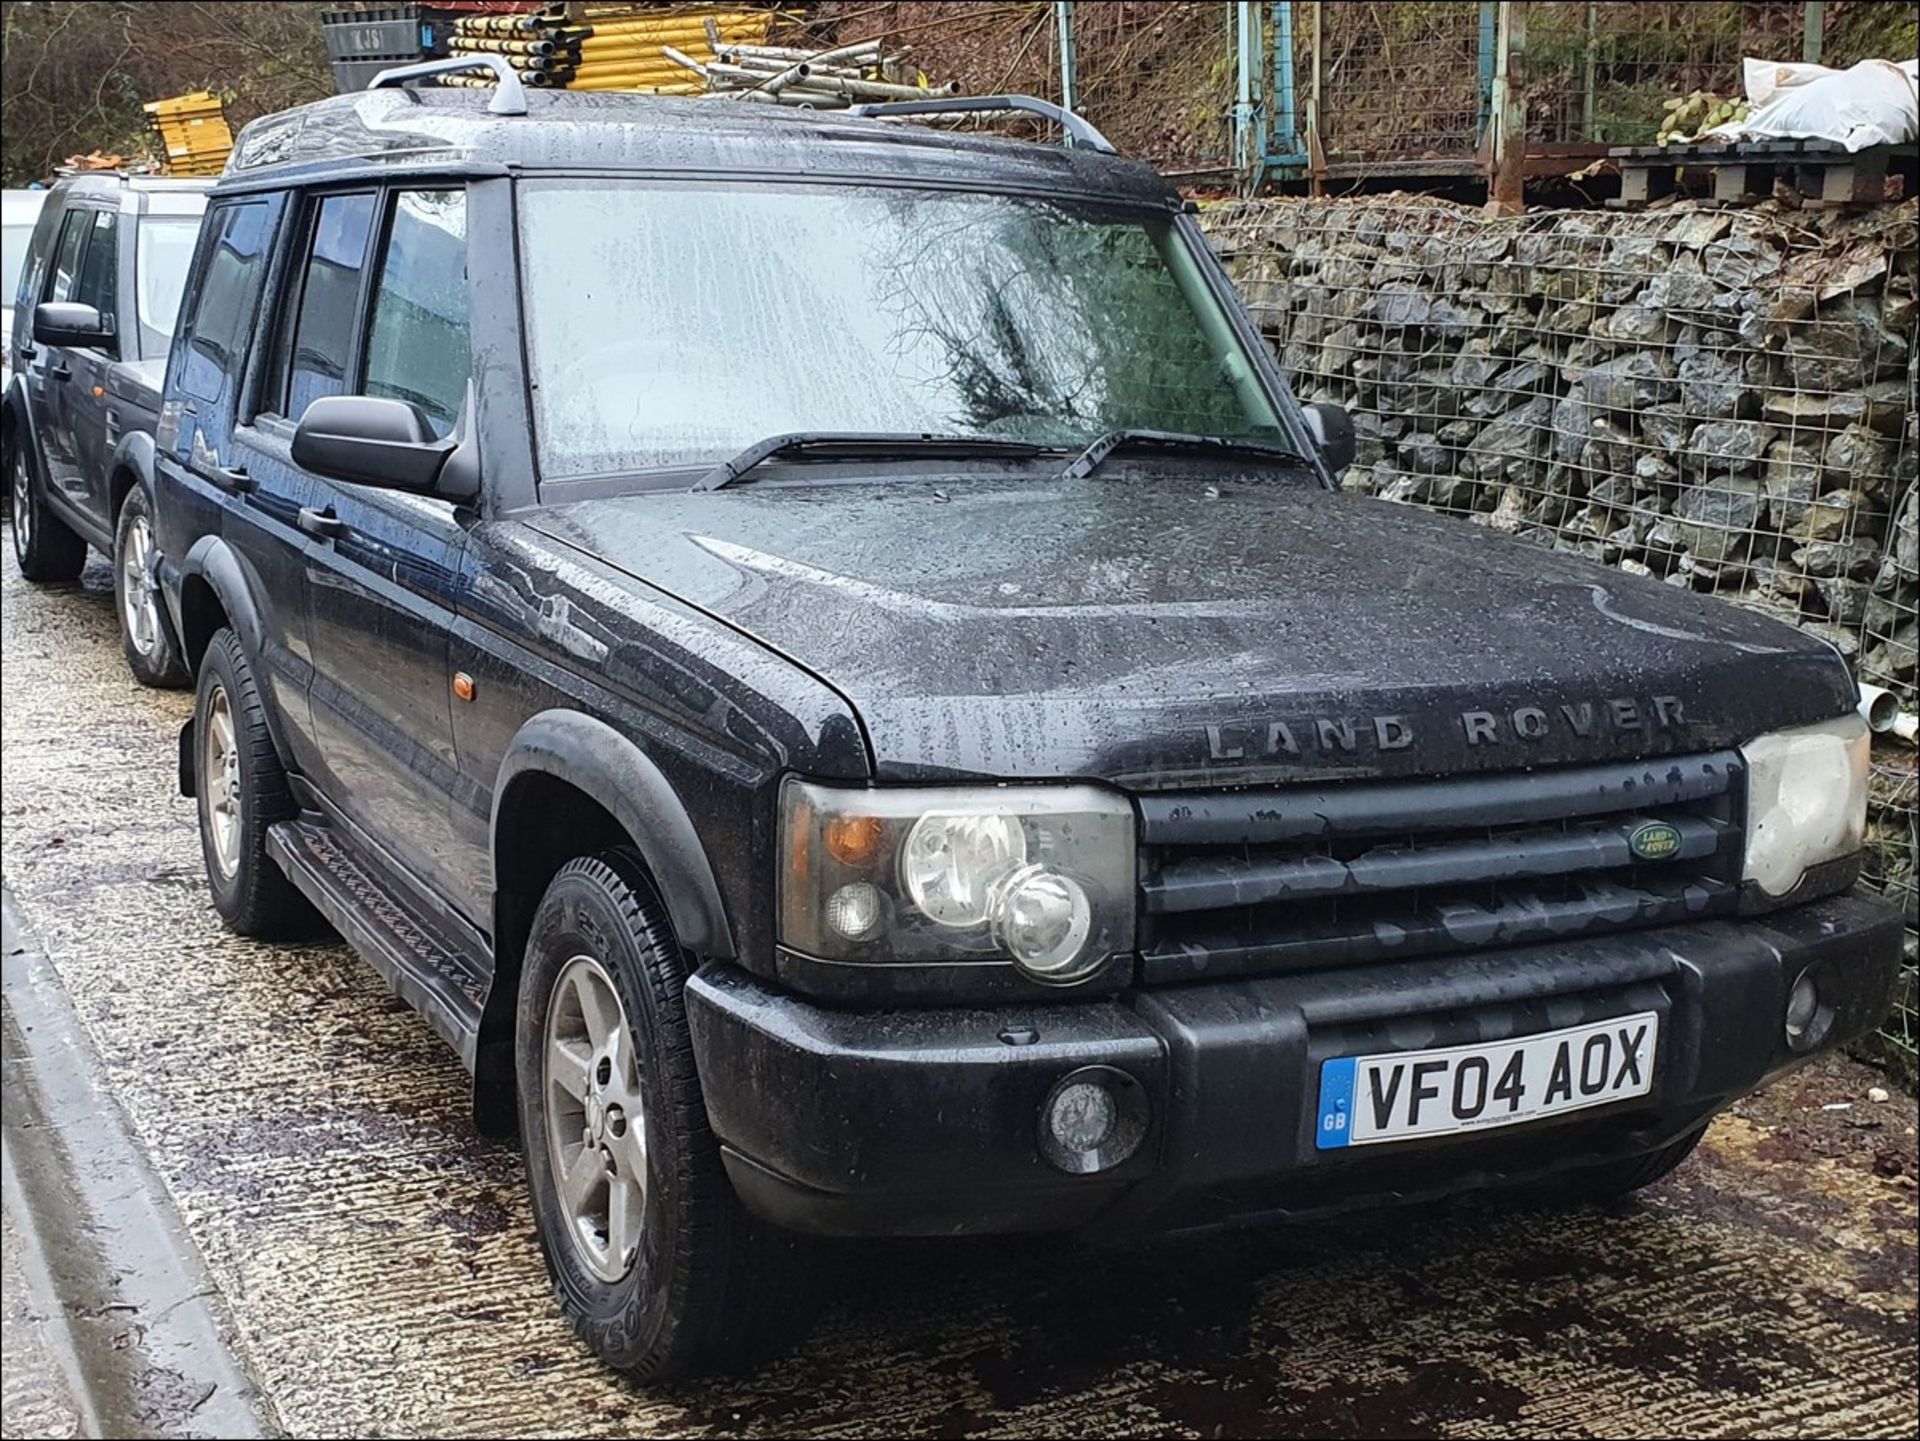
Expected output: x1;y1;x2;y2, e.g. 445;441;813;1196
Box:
1740;712;1869;897
780;781;1135;984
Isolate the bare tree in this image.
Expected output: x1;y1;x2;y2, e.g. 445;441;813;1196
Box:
2;1;332;185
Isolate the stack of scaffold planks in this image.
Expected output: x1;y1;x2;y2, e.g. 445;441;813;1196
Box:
444;5;773;93
437;4;957;106
143;91;233;176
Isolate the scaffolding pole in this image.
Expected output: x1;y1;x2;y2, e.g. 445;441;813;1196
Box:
1055;0;1079;114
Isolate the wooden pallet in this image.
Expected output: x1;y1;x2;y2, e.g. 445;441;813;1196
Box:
1607;137;1917;209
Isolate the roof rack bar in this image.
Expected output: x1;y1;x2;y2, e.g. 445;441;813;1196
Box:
368;55;528;116
848;94;1116;154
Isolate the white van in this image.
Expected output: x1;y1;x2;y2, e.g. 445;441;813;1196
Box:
2;189;52;387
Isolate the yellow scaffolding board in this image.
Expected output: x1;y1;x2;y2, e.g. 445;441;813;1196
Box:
143;90;233;176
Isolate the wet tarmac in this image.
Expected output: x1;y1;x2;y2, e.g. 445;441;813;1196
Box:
2;537;1916;1438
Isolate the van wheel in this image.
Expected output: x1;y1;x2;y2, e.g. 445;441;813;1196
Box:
194;628;316;936
517;850;812;1382
115;486;189;687
10;440;86;582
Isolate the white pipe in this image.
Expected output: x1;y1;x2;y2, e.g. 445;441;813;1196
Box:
722;41;882;65
714;55;872;80
739;39;883;97
1857;682;1900;733
661;45;708;78
1893;711;1917;746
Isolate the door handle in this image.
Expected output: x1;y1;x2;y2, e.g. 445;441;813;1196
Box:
18;344;35;362
214;464;256;495
50;363;71;382
298;505;345;540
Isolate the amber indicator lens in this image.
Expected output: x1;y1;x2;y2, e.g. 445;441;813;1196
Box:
824;813;884;865
452;672;476;702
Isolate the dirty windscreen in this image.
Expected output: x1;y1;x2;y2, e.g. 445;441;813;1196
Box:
517;180;1284;480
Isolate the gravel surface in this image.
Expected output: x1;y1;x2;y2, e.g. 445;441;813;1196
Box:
2;534;1915;1439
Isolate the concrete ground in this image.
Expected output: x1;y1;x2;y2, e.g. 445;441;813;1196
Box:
2;536;1916;1439
2;1204;82;1441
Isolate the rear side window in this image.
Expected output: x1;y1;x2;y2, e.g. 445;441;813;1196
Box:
362;189;470;437
178;201;275;405
282;192;377;422
45;210;90;304
135;217;201;342
71;210;118;324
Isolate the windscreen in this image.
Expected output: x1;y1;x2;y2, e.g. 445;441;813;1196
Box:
136;216;201;346
517;181;1285;480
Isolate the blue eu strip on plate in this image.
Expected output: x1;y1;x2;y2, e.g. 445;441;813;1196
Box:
1316;1054;1357;1150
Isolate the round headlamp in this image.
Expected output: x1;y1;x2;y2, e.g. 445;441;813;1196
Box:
901;812;1027;927
992;863;1095;980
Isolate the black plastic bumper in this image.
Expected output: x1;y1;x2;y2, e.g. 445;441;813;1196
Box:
685;892;1904;1238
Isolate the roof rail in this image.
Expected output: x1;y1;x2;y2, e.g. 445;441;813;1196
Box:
848;94;1116;154
368;55;528;116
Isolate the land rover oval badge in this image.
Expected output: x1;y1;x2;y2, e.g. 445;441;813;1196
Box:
1629;820;1683;861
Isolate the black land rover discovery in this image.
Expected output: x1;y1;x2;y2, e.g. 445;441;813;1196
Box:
149;63;1901;1380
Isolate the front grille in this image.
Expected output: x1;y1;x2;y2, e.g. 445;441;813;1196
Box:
1137;752;1744;984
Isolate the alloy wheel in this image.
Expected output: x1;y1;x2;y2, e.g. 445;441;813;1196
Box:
121;512;161;657
203;684;241;877
544;954;648;1283
11;449;30;556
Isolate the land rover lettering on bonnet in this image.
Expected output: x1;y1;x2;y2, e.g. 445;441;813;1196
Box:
1206;693;1690;763
145;65;1901;1381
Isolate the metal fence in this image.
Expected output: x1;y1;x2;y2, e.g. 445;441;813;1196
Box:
1525;1;1804;146
1224;0;1918;188
1204;193;1920;1079
1305;1;1488;165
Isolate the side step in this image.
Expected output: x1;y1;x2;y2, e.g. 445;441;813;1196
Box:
266;818;488;1071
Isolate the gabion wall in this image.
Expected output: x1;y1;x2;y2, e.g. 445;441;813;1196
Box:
1203;195;1919;1077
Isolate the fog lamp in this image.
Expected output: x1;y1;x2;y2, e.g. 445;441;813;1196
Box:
1037;1066;1149;1174
1047;1080;1116;1154
1784;971;1829;1052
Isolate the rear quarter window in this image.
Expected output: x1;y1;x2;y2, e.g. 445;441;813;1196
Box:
177;200;276;406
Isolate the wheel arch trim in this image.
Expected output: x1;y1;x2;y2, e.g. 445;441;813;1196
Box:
4;376;42;482
490;708;735;962
178;533;266;663
108;429;156;517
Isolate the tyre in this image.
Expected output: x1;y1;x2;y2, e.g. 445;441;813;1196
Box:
10;435;87;583
193;628;316;936
1551;1125;1707;1203
517;850;811;1382
114;486;189;687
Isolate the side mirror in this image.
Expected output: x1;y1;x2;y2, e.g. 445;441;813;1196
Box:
1302;401;1356;477
292;395;454;493
33;301;113;351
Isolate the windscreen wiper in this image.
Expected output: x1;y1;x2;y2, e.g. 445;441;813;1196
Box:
696;432;1053;491
1059;428;1302;481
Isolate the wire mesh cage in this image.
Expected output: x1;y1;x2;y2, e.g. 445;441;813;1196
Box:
1070;0;1237;172
1526;1;1805;146
1204;193;1919;1079
1304;0;1489;164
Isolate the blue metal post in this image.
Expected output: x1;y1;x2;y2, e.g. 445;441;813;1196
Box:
1234;0;1258;176
1477;1;1497;134
1271;1;1297;159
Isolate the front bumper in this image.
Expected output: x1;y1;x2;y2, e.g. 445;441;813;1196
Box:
686;893;1903;1238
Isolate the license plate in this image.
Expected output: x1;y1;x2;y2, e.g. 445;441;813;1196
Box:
1315;1011;1659;1150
